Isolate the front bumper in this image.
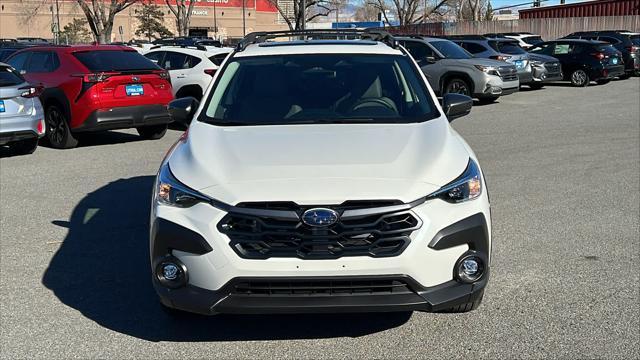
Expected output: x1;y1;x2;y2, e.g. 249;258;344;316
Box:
151;190;492;314
154;273;488;315
531;64;563;83
72;104;171;132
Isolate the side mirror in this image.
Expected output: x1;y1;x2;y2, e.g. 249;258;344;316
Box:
442;93;473;122
425;56;438;64
168;97;200;126
19;70;27;75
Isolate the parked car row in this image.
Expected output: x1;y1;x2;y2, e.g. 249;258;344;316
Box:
395;30;638;103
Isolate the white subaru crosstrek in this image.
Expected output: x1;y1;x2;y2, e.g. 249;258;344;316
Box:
151;30;491;315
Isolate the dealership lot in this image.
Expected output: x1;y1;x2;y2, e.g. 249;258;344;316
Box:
1;78;638;358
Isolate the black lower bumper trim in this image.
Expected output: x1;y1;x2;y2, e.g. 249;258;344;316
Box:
428;213;489;254
0;130;38;145
73;104;171;132
154;274;488;315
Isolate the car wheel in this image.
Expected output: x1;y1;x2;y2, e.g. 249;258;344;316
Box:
596;79;611;85
137;124;168;140
439;290;484;313
10;138;38;155
444;78;471;96
46;105;78;149
529;83;544;90
570;69;589;87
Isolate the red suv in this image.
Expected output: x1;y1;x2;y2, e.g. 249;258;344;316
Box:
5;45;173;148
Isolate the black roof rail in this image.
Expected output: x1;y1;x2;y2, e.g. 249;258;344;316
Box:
149;43;208;51
445;35;487;40
483;33;509;38
236;29;398;51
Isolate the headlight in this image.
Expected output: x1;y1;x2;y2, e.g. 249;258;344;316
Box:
474;65;499;76
531;60;544;66
155;162;210;208
427;159;482;203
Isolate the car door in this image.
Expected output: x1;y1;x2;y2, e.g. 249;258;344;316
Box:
23;51;60;88
401;40;438;89
550;42;579;73
161;51;192;95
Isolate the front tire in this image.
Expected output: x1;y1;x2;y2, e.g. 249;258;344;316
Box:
570;69;590;87
45;105;78;149
10;138;38;155
137;124;167;140
444;78;472;97
529;83;544;90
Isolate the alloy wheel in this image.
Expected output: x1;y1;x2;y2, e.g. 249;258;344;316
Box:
446;79;470;96
571;70;588;86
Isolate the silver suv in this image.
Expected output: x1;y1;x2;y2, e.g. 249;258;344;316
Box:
398;37;519;103
0;62;45;155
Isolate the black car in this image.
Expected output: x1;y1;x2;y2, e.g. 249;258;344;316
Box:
564;31;640;78
528;39;625;87
0;43;40;62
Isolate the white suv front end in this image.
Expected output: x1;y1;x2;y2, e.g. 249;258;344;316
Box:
150;30;491;315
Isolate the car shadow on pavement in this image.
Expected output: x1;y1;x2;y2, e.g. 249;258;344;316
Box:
42;176;411;342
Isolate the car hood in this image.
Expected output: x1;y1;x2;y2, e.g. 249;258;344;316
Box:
528;53;559;62
168;118;471;205
459;58;513;67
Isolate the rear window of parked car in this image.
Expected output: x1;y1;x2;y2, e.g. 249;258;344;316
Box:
0;65;24;86
489;41;526;55
73;50;159;71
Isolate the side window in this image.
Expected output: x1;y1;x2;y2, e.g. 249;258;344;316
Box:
464;43;487;54
162;52;189;70
403;41;435;61
145;51;165;67
209;53;229;66
552;43;571;55
187;55;201;68
6;51;30;71
569;44;586;54
529;43;550;54
597;36;620;44
27;51;59;72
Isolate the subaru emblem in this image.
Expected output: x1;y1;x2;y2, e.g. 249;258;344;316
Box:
132;76;140;82
302;208;339;227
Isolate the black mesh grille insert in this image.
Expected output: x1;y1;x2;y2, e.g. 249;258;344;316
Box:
232;278;412;296
218;203;421;259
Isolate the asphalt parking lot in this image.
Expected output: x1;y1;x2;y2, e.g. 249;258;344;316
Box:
1;78;639;359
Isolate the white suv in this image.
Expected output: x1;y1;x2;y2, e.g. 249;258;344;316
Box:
144;45;232;100
151;30;491;315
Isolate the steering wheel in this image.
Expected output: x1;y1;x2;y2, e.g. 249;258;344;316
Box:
349;98;398;114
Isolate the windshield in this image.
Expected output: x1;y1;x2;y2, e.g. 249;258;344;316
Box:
489;40;527;55
202;54;439;126
430;41;472;59
523;36;543;45
0;66;24;87
73;50;159;71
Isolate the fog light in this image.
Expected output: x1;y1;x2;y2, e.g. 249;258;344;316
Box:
455;253;485;283
154;256;188;289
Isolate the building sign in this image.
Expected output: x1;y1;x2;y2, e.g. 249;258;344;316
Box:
148;0;276;11
191;9;208;16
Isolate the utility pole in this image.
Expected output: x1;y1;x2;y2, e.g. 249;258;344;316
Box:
55;0;61;44
242;0;246;36
301;0;306;30
213;0;218;38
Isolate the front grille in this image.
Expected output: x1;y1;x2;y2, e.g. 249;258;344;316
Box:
218;202;421;259
498;66;518;81
232;278;412;296
544;62;561;74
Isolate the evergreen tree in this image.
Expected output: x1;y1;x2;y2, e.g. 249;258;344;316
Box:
59;18;93;44
135;2;172;41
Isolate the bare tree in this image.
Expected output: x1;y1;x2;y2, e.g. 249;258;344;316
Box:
75;0;139;43
367;0;451;26
267;0;336;30
353;1;380;22
165;0;196;36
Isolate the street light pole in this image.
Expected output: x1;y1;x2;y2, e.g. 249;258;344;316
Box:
213;0;218;38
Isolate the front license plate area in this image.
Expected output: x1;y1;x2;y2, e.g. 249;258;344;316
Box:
126;84;144;96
